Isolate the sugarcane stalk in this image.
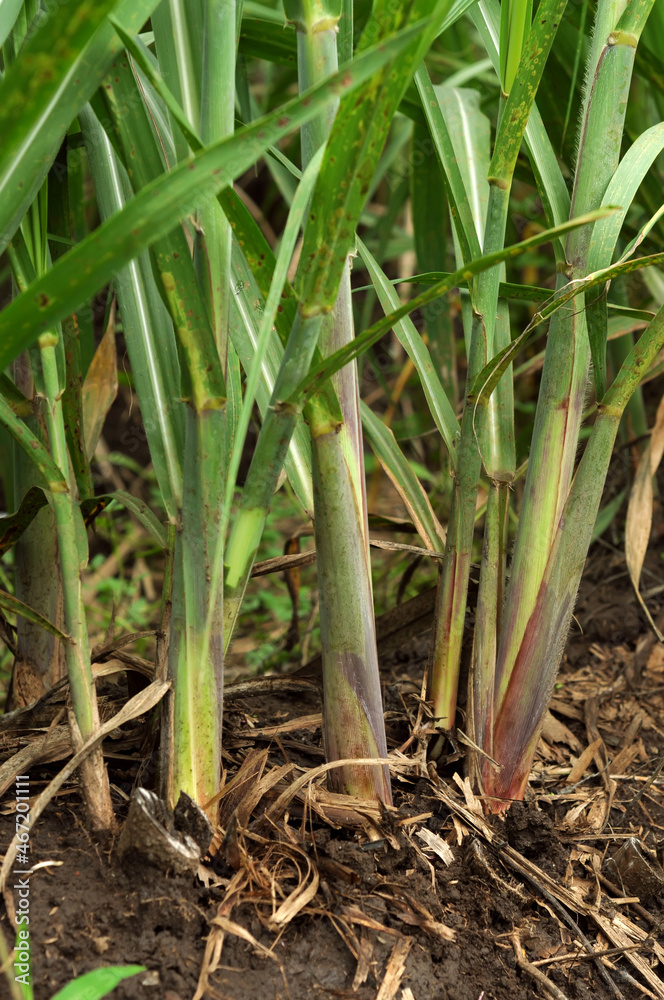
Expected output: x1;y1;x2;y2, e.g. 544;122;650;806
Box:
307;393;391;799
485;301;664;805
99;53;229;817
491;0;654;731
478;0;656;806
8;203;114;832
290;0;392;801
223;310;324;636
7;234;65;698
429;0;561;729
197;0;236;367
167;405;226;814
39;336;115;832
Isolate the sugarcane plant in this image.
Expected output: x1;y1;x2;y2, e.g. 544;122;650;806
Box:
0;0;436;826
1;0;663;842
0;0;489;829
339;0;664;809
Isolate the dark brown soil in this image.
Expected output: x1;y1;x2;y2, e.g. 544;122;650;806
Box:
2;545;664;1000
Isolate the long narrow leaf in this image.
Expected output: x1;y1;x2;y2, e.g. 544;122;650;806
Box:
0;0;161;255
297;208;614;401
357;238;460;463
361;402;446;553
0;20;426;371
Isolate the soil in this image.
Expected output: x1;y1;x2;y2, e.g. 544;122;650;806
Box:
2;543;664;1000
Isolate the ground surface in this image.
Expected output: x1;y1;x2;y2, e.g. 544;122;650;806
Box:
2;545;664;1000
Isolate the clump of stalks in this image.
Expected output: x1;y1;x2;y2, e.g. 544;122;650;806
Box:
421;0;664;808
0;0;662;839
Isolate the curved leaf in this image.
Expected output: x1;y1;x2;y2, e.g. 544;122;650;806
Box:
361;402;446;553
0;588;71;643
50;966;146;1000
587;123;664;396
0;0;22;50
0;486;49;557
357;237;460;464
470;246;664;406
0;20;426;372
297;208;613;402
97;492;168;549
0;0;161;256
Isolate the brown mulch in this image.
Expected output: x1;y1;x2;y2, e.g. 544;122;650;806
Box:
1;547;664;1000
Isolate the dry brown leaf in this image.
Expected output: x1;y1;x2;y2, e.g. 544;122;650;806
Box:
339;904;402;937
452;773;484;816
566;737;604;785
211;915;280;965
82;301;118;459
214;749;269;827
625;394;664;641
269;850;319;928
592;911;664;999
352;929;373;991
376;937;413;1000
0;678;170;896
542;711;583;752
415;828;454;866
243;713;322;738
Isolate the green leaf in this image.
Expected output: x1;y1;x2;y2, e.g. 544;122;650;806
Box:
436;86;490;244
0;587;71;643
0;0;161;257
410;119;456;404
357;238;460;464
239;16;297;65
298;207;614;401
225;164;325;518
79;104;185;520
0;391;67;492
470;248;664;406
100;53;225;410
0;486;49;557
296;0;455;315
0;19;425;372
50;966;146;1000
414;65;482;265
470;0;570;254
0;0;22;49
361;402;446;553
97;492;168;549
586;122;664;397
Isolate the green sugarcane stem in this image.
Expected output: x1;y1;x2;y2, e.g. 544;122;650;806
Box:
100;61;226;816
293;0;390;802
429;404;482;728
48;149;94;501
289;0;341;168
166;405;225;819
40;339;114;832
307;395;391;802
198;0;236;364
470;480;509;762
223;311;324;648
9;201;112;829
8;241;66;691
493;6;650;716
429;171;512;732
485;303;664;808
429;0;567;734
